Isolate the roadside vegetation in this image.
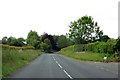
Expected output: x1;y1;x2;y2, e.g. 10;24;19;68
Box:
2;45;43;77
57;45;118;62
57;15;120;62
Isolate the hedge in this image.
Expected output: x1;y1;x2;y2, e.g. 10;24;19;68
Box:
74;39;117;54
1;44;34;50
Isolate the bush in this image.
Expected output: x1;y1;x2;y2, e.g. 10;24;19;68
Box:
86;39;117;54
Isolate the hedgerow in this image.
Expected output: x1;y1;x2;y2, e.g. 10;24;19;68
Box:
1;44;34;50
75;39;117;54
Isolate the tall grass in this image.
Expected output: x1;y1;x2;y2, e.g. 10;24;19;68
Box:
2;44;34;50
2;45;43;78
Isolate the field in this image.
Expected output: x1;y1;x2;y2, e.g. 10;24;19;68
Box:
2;45;43;78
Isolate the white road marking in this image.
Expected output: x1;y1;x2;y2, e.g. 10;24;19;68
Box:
58;63;62;68
63;70;73;79
53;56;73;79
52;56;56;61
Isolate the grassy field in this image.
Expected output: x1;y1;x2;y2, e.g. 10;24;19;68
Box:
57;45;118;62
2;46;43;78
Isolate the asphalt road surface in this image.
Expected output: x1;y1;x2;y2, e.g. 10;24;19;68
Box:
8;53;118;79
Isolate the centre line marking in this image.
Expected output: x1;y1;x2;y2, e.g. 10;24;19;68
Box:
58;64;62;68
63;70;73;79
52;56;56;60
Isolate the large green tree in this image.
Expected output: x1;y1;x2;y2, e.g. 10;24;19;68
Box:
68;15;103;44
27;30;41;49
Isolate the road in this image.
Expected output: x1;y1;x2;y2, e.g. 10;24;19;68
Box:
8;53;118;79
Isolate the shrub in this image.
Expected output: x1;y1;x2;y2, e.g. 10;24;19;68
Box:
85;39;117;54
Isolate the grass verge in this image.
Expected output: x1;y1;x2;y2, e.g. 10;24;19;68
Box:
57;45;117;62
2;47;43;78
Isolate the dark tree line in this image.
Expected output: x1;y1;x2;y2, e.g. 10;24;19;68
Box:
2;36;25;47
1;15;119;54
1;30;74;52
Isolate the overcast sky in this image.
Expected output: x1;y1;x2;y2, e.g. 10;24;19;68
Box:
0;0;119;39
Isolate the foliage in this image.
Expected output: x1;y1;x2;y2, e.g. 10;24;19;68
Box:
2;36;25;47
0;40;2;44
16;38;26;46
57;45;117;62
40;39;52;52
62;38;117;55
86;39;117;54
2;46;43;77
100;35;110;42
73;44;86;52
68;15;103;44
2;36;8;44
115;36;120;52
27;30;41;49
113;37;120;61
56;35;74;48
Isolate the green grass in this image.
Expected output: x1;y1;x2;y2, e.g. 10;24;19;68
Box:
2;47;43;78
57;45;118;62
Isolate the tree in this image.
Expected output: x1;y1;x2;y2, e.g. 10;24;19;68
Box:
56;35;74;48
40;39;52;52
68;15;103;44
116;37;120;51
16;37;25;46
41;33;61;51
100;35;110;42
53;35;59;44
27;30;41;49
115;37;120;52
7;36;16;46
6;37;25;46
2;36;8;44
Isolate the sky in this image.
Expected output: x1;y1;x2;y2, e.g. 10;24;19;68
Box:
0;0;119;39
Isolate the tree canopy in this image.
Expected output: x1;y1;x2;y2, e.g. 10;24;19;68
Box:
68;15;103;44
27;30;41;49
2;36;25;47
